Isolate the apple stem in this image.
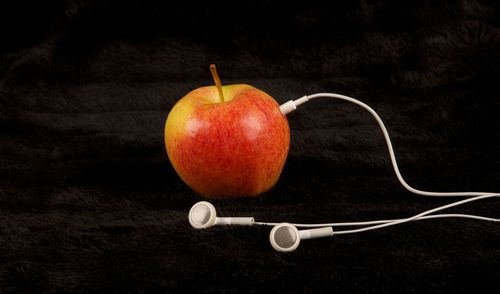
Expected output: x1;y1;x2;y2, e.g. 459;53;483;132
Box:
210;64;225;103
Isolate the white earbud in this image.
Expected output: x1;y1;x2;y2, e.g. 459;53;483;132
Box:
188;201;255;229
269;223;334;252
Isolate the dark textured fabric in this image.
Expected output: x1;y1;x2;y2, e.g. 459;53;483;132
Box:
1;1;500;293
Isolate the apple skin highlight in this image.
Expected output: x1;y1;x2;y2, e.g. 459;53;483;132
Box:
165;84;290;198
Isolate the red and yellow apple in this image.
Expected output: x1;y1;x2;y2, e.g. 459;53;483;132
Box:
164;67;290;198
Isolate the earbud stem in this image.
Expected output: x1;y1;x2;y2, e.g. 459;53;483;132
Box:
299;227;334;240
215;217;255;226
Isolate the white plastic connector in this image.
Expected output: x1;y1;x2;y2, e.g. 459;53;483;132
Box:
279;96;310;115
215;217;255;226
299;227;334;240
279;100;297;115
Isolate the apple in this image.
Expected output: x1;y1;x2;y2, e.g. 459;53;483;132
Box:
164;65;290;198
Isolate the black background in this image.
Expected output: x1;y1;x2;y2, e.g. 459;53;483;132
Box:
1;0;500;293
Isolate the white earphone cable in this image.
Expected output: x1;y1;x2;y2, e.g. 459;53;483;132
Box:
281;93;495;197
253;212;499;228
271;93;498;233
331;193;499;235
